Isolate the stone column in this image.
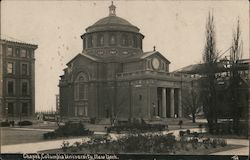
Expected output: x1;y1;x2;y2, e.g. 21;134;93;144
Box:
162;88;166;118
178;89;182;118
170;88;175;118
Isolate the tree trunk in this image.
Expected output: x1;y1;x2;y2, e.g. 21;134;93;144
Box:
192;113;196;123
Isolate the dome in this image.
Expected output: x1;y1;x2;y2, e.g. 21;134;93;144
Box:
81;2;144;59
85;2;140;33
93;16;132;26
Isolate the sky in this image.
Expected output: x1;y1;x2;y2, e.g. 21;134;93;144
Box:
1;0;249;112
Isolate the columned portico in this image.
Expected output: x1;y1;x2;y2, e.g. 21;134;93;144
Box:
158;87;182;118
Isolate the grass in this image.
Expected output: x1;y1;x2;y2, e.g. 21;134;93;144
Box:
1;127;50;145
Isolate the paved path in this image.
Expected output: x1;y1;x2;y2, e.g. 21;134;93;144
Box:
11;127;54;132
210;139;249;156
1;127;249;155
1;137;90;153
1;128;202;153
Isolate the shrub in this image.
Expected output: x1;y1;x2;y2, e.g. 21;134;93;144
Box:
190;138;199;149
61;141;70;152
207;122;248;136
0;121;10;127
178;120;183;129
9;121;15;126
202;138;211;149
120;133;176;153
179;131;185;137
192;132;199;137
90;117;96;124
18;121;33;126
211;138;219;148
43;132;57;139
43;121;93;139
107;123;167;133
218;139;227;147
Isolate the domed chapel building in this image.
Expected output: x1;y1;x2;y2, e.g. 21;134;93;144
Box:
59;2;193;121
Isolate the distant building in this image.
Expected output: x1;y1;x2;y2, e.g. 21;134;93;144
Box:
59;3;194;121
177;58;250;119
0;39;38;119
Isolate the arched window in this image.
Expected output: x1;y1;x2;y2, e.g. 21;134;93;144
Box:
87;35;93;48
109;34;116;46
121;34;128;46
74;73;88;100
74;72;88;117
132;35;138;48
97;34;104;47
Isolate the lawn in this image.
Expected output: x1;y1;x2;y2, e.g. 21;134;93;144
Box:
1;127;49;145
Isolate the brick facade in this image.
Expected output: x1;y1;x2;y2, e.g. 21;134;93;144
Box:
59;3;194;121
0;39;37;119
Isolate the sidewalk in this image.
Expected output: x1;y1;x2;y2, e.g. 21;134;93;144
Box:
11;127;54;132
1;127;249;155
210;139;249;156
1;128;202;153
1;137;90;153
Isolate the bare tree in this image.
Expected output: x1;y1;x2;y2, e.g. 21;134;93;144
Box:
201;12;219;131
183;85;201;123
105;84;129;126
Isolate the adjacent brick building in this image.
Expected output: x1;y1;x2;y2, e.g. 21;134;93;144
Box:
59;3;194;121
0;39;38;119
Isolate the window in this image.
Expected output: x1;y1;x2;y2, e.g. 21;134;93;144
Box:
7;103;14;115
97;34;104;47
26;50;31;58
121;34;128;46
21;63;29;75
139;95;142;100
15;48;20;57
20;49;27;57
7;47;13;56
138;39;142;49
21;81;29;96
76;77;88;100
79;83;85;99
109;34;116;46
7;80;14;95
74;73;88;100
21;103;28;115
132;36;138;48
161;61;165;70
87;35;93;48
7;62;14;74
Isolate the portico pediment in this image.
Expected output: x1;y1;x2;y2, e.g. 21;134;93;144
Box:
141;51;170;64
